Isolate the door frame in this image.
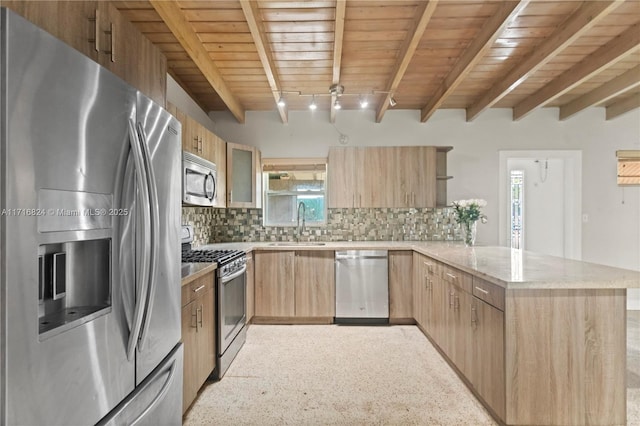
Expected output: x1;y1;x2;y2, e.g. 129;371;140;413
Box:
498;150;582;260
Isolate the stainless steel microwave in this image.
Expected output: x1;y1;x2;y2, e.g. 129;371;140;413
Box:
182;151;217;206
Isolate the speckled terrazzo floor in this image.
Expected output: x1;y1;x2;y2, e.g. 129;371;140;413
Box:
184;319;640;426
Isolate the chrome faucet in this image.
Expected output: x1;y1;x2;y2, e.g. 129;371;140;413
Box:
297;201;306;240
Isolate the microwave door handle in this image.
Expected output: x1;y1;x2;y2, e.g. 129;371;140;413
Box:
135;122;160;352
126;119;152;361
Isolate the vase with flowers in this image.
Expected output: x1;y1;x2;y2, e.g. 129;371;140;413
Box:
451;199;488;246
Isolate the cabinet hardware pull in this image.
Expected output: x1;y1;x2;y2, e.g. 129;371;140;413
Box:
446;272;457;281
193;137;199;151
191;309;198;329
88;10;100;53
193;284;205;293
454;295;460;310
471;305;477;326
474;286;489;295
199;137;203;154
449;290;454;307
197;305;203;328
103;22;115;62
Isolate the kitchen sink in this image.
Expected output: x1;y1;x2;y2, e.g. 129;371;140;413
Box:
267;242;327;246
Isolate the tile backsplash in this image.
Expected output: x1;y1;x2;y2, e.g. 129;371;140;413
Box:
183;207;461;247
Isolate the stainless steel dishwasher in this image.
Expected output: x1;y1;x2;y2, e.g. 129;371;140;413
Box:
335;250;389;323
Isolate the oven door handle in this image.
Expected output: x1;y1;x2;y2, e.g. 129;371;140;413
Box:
220;264;247;284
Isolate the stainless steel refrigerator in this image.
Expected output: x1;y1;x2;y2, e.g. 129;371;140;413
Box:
0;8;183;425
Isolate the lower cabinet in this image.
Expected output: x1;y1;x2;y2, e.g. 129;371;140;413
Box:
245;251;254;324
254;250;335;321
389;251;413;322
471;294;505;420
181;272;215;414
414;254;506;423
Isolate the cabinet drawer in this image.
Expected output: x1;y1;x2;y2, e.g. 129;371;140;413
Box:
182;274;214;307
472;277;505;311
440;264;472;293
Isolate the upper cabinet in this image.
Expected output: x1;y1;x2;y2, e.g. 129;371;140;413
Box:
328;146;450;208
226;142;262;209
167;102;227;207
2;1;166;106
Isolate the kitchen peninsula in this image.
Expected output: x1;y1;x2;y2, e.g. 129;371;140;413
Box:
184;241;638;426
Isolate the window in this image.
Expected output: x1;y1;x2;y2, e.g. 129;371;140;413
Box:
510;170;524;249
262;159;327;227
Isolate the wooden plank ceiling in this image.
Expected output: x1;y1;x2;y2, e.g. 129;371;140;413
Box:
114;0;640;124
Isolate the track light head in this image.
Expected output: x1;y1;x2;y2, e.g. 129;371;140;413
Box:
277;93;286;107
389;95;397;107
334;99;342;110
309;95;317;110
359;96;369;109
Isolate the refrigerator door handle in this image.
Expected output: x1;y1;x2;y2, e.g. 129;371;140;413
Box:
136;122;160;352
129;358;178;426
126;119;152;362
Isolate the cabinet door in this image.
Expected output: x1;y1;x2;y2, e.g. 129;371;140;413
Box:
411;147;437;208
412;253;425;328
361;147;394;207
327;147;356;208
448;284;473;378
196;288;215;384
227;142;257;208
181;300;198;413
294;251;335;317
471;297;505;421
2;1;99;61
429;273;448;350
389;251;413;320
245;253;254;324
211;133;227;207
255;251;295;317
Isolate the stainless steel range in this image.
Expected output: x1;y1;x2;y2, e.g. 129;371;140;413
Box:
181;226;247;379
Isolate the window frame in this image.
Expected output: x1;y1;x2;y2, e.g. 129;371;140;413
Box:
262;158;328;227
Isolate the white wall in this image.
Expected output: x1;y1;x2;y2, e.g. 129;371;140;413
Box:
166;75;217;133
206;107;640;309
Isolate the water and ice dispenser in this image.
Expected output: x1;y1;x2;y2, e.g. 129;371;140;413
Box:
38;239;111;338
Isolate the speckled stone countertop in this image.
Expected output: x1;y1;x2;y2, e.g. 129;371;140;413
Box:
195;241;640;290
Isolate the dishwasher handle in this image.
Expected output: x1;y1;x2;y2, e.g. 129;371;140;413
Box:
335;250;388;260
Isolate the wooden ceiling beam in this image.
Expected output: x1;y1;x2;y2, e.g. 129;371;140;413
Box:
606;94;640;120
240;0;287;124
150;0;245;123
466;1;622;122
420;0;528;123
514;23;640;120
375;0;439;123
560;65;640;121
330;0;346;123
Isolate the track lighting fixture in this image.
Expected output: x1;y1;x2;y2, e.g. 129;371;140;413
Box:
359;96;368;109
277;92;286;107
389;95;397;107
334;99;342;110
275;85;396;111
309;95;317;110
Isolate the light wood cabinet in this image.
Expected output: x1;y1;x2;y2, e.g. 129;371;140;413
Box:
245;251;254;324
3;1;166;106
254;250;335;321
227;142;260;208
167;102;227;207
294;251;335;317
180;272;215;413
327;146;445;208
471;294;505;421
254;251;295;317
389;251;413;322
